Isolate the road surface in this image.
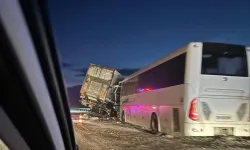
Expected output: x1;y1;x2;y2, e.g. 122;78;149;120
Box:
74;119;250;150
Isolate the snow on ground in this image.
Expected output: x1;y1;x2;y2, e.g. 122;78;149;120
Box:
0;140;9;150
74;119;250;150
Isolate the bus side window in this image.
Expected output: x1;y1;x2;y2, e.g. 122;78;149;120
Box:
137;53;186;90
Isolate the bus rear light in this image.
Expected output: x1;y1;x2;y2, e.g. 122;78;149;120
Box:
189;98;199;121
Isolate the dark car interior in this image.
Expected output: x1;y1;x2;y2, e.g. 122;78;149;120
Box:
0;0;78;149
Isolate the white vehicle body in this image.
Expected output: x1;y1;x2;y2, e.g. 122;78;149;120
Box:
120;42;250;136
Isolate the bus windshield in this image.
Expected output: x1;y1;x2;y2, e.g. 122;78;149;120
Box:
201;43;248;77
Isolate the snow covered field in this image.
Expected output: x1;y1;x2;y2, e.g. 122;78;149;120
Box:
74;119;250;150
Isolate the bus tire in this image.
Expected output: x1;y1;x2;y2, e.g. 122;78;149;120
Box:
150;113;158;134
121;111;125;123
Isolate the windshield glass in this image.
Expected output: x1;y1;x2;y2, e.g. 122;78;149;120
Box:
201;43;248;77
46;0;250;149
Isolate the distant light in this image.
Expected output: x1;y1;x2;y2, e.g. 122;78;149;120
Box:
138;88;144;92
246;47;250;50
138;88;153;93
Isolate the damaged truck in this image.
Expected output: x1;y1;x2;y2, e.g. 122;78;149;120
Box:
79;64;124;118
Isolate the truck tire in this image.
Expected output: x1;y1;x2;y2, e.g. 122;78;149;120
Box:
110;110;118;118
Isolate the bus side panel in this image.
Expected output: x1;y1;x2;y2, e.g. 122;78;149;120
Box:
130;106;139;125
156;85;185;135
128;92;158;128
176;105;185;136
156;85;185;106
137;105;153;129
128;85;185;134
126;107;133;124
159;106;172;134
158;106;185;135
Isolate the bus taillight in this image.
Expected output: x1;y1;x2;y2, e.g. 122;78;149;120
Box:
189;98;199;121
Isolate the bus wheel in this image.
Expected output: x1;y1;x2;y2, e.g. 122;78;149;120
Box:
121;111;125;123
150;113;158;134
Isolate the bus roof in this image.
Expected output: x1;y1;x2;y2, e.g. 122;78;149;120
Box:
121;42;198;83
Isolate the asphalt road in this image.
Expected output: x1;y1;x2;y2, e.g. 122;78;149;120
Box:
74;119;250;150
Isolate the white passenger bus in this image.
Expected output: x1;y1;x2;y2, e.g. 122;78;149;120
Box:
120;42;250;136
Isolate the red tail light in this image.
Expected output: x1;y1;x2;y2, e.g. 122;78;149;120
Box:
189;98;199;121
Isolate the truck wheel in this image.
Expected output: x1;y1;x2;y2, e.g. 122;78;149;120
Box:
150;113;158;134
112;110;118;118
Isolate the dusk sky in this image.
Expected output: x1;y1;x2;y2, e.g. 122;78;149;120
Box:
48;0;250;87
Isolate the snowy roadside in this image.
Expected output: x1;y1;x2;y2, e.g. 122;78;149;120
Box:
74;119;250;150
0;140;9;150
